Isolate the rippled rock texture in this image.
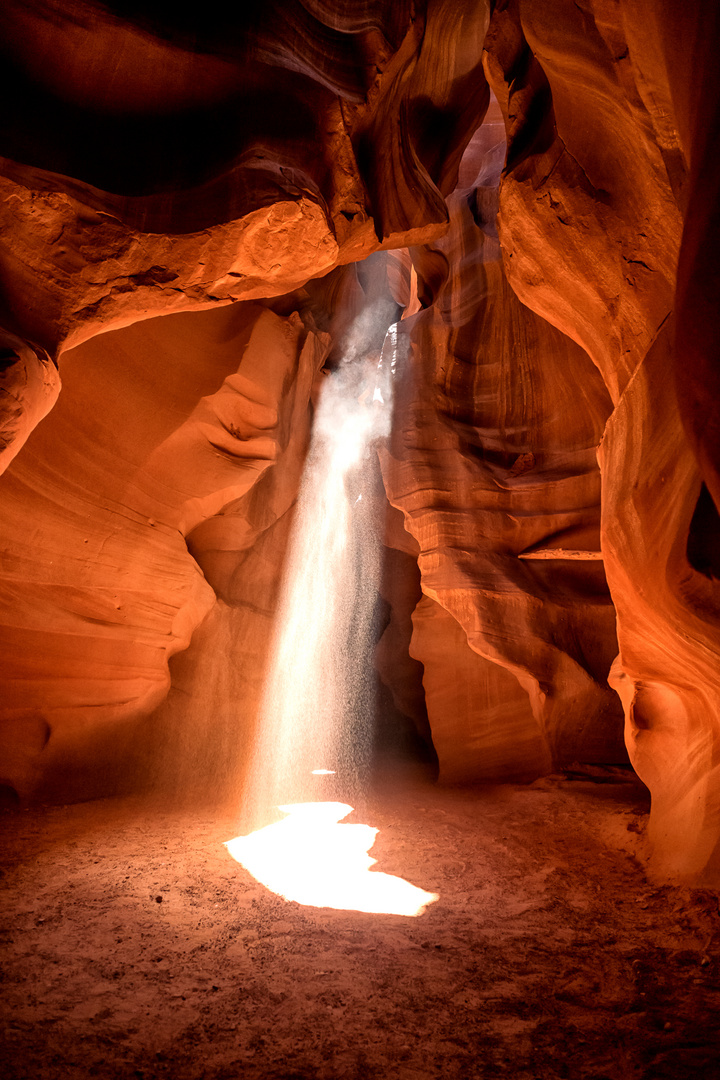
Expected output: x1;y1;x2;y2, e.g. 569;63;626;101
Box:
380;106;623;785
483;0;720;882
0;0;489;466
1;0;720;885
0;302;327;801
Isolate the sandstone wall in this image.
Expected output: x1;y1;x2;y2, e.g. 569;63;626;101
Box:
1;0;720;884
484;0;720;882
0;303;326;800
379;107;624;783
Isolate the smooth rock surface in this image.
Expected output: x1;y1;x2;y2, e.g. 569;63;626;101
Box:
0;303;326;800
484;0;720;882
0;0;720;888
380;110;625;778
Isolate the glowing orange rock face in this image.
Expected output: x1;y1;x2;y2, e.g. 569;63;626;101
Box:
0;0;489;357
0;330;60;474
379;108;624;783
0;0;719;890
0;303;326;801
484;0;720;882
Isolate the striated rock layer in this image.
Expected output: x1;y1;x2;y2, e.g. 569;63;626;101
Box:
380;107;624;784
485;0;720;882
0;0;720;887
0;0;489;468
0;0;490;801
0;303;327;800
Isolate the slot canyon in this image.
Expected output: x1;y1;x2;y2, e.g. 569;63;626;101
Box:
2;1;720;1077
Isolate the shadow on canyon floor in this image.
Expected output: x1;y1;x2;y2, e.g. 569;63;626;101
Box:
1;773;719;1080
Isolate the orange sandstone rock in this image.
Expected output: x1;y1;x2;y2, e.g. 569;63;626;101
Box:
379;111;624;779
0;303;326;800
484;0;720;882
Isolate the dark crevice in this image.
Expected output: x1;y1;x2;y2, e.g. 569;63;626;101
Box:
687;483;720;580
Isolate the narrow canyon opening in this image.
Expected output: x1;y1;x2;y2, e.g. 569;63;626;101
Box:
2;1;720;1078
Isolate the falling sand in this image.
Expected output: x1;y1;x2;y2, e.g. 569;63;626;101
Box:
227;315;438;915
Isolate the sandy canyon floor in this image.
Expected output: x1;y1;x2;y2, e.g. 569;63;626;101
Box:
1;771;719;1080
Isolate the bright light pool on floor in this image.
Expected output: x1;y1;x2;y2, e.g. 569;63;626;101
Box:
225;801;439;917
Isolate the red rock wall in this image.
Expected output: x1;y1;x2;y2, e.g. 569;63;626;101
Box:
0;0;488;478
1;0;720;885
484;0;720;882
0;0;489;359
0;303;326;800
379;107;624;783
0;0;491;801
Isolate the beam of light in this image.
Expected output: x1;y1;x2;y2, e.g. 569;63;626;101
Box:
241;319;399;824
225;802;439;916
232;305;438;915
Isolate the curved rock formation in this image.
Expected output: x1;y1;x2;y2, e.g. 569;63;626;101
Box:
0;0;489;358
380;107;624;782
485;0;720;881
0;0;491;802
0;330;60;473
0;302;326;800
1;0;720;888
